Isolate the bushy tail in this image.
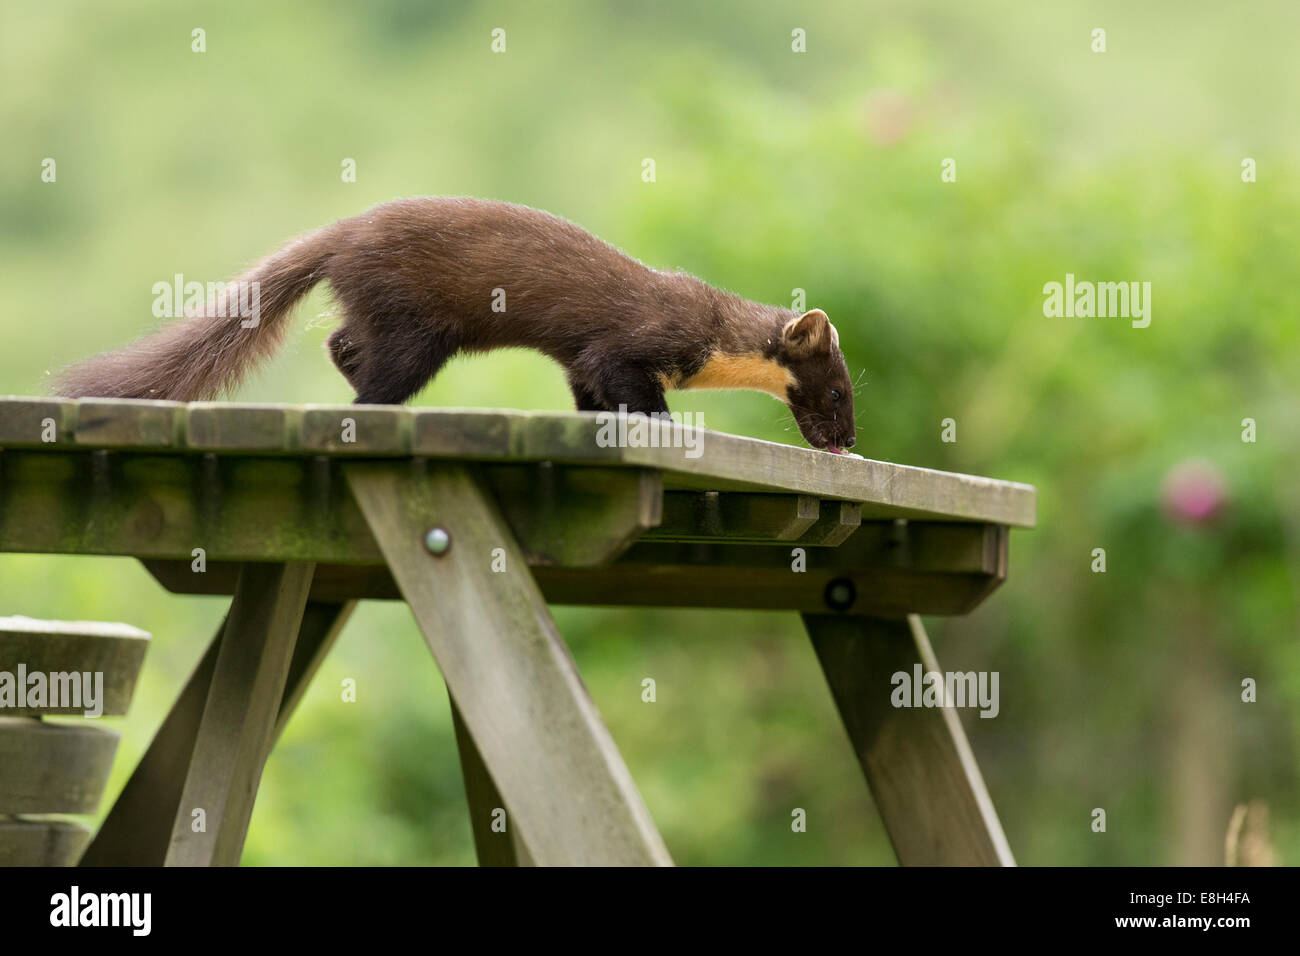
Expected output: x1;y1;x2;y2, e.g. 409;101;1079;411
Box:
53;227;336;402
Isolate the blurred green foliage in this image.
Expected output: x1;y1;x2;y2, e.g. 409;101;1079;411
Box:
1;0;1297;865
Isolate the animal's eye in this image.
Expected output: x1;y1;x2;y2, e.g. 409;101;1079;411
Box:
830;389;842;402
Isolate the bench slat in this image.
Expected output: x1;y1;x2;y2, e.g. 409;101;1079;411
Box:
0;718;120;814
0;616;149;716
0;818;91;866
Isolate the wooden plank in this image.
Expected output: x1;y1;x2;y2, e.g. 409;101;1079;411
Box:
186;403;298;452
72;399;184;448
0;398;1036;527
652;452;1034;527
803;613;1015;866
0;717;119;814
81;600;351;867
0;451;666;566
0;397;77;447
799;500;862;546
140;522;1011;616
345;461;671;866
0;451;380;564
412;407;521;458
0;617;149;716
485;464;662;565
646;494;860;547
145;559;396;602
0;818;91;866
164;562;315;866
504;412;1035;527
538;522;1007;616
647;491;819;543
138;521;1004;583
536;565;1000;616
299;405;412;454
449;696;533;866
145;556;1003;615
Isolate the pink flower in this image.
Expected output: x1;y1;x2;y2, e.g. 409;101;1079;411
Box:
1161;459;1228;525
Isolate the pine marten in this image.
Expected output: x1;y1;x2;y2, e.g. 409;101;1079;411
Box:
54;197;857;451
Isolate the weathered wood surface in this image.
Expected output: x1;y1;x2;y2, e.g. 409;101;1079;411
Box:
649;491;820;543
0;452;666;566
81;615;225;867
0;446;1019;606
345;461;672;866
449;696;534;866
164;562;314;866
804;613;1015;866
485;464;662;565
538;520;1007;616
0;616;150;716
0;717;119;814
275;601;356;733
81;601;352;867
143;521;1010;617
792;500;863;547
0;397;1036;527
0;818;91;866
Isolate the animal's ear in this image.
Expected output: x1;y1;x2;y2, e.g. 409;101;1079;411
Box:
781;309;837;357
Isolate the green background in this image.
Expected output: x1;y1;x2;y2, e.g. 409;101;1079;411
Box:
2;0;1297;865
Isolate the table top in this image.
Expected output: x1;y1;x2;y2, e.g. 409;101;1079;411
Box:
0;397;1036;527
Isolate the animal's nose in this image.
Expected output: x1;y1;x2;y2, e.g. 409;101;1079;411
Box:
843;436;856;449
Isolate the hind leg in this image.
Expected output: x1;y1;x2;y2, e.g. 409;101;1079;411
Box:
348;315;458;406
326;327;364;389
567;375;604;412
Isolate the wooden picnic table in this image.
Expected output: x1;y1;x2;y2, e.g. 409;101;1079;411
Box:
0;396;1035;866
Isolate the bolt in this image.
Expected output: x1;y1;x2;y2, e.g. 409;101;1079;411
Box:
424;526;452;556
824;578;857;612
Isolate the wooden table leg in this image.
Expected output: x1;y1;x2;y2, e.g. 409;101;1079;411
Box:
803;613;1015;866
346;462;671;866
275;601;357;736
159;562;314;866
449;695;534;866
82;597;353;866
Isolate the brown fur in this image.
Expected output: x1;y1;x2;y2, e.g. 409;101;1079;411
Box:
53;198;856;448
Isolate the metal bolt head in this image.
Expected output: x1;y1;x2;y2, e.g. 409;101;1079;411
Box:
424;526;452;556
824;578;857;612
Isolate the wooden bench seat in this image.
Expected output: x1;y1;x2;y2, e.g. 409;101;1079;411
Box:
0;617;150;865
